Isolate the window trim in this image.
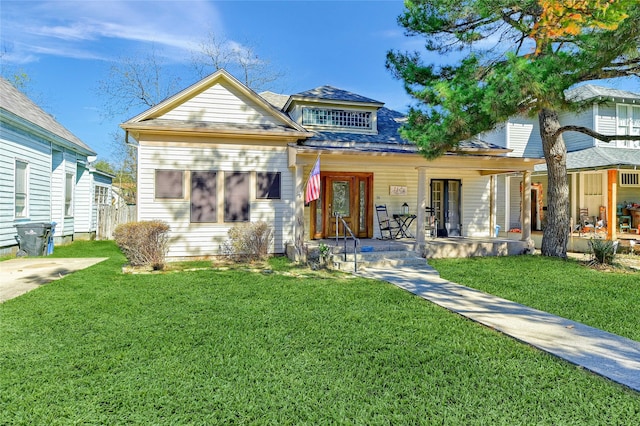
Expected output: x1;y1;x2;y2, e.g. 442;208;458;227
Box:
64;172;74;217
14;160;29;218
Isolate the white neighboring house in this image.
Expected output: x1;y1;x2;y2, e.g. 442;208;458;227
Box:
121;70;541;259
0;77;110;255
486;85;640;239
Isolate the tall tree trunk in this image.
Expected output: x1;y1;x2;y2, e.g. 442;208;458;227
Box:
539;109;569;258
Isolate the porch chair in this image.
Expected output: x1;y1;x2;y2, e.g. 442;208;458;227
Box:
376;204;400;239
425;207;438;238
578;208;595;236
619;215;632;233
595;206;607;234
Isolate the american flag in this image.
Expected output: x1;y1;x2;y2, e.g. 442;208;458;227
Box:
305;157;321;204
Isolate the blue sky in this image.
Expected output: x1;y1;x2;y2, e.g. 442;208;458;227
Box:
2;0;639;163
2;0;420;161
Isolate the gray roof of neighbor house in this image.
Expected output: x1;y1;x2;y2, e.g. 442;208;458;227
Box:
535;146;640;172
566;84;640;103
0;77;96;155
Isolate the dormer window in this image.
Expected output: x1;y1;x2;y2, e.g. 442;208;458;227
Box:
302;107;372;130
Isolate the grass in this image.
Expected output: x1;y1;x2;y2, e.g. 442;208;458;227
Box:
430;255;640;342
1;241;639;424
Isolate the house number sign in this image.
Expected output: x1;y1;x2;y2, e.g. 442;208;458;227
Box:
389;185;407;196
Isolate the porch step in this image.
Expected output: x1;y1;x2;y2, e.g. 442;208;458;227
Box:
331;249;427;272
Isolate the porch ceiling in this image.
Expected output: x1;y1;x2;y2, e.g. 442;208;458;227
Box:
290;145;544;173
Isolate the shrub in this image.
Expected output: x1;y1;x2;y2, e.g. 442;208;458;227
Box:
588;238;618;266
114;220;170;270
224;221;273;262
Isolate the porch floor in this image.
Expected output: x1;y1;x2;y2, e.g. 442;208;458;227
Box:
308;236;532;259
307;231;640;258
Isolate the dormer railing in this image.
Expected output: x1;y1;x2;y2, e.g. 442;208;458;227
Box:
334;212;360;272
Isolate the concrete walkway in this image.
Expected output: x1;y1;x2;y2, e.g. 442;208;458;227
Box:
358;263;640;393
0;258;108;303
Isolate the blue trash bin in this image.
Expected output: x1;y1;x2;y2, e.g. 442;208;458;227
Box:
47;222;57;255
494;225;501;237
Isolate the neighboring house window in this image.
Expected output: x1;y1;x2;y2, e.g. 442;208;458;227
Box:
256;172;281;199
225;172;250;222
65;173;74;217
155;170;184;199
94;185;110;205
15;160;28;218
620;171;640;187
584;173;603;196
616;104;640;148
191;171;217;223
302;107;372;130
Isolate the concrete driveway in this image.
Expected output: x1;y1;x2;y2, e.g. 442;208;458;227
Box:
0;257;108;303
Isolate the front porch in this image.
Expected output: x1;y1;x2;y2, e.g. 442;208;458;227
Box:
306;235;532;260
304;230;640;261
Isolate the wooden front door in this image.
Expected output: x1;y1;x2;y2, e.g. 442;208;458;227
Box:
327;176;356;237
311;172;373;239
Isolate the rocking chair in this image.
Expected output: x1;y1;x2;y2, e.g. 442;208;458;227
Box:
376;205;400;239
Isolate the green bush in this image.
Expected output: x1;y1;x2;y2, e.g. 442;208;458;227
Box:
114;220;170;270
588;238;617;266
224;221;273;262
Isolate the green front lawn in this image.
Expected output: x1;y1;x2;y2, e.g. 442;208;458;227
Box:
430;255;640;342
1;241;638;424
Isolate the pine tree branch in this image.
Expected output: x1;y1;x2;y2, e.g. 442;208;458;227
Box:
555;125;640;142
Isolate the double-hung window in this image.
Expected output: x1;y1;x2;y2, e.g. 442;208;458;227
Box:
191;171;217;223
225;172;250;222
617;104;640;148
15;160;28;218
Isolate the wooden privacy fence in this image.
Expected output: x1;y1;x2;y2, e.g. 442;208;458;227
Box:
96;204;136;240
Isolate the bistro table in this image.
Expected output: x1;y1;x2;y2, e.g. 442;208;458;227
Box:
393;213;416;238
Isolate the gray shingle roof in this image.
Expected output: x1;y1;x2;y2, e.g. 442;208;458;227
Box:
302;107;506;153
0;77;95;155
535;146;640;172
305;107;408;145
259;91;290;110
291;85;383;105
259;87;508;154
566;84;640;102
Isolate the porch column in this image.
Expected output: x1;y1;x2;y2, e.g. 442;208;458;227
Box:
415;167;427;248
570;172;577;227
608;169;617;241
294;164;305;262
521;170;532;242
490;175;496;237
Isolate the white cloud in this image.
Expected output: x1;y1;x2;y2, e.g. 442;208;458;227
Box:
1;0;225;64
